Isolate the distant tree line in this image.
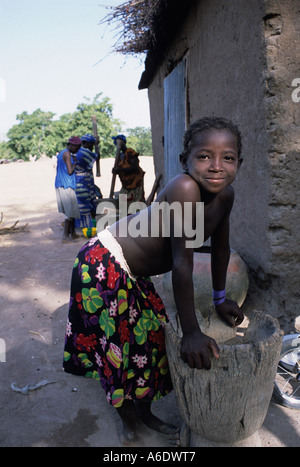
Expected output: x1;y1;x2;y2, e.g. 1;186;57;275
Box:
0;93;152;161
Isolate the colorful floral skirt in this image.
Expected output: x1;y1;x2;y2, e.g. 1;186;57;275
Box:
63;235;173;407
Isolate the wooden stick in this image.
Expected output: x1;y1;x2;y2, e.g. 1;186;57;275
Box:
91;115;101;177
146;173;162;206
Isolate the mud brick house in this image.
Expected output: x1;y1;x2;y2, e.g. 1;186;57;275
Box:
137;0;300;330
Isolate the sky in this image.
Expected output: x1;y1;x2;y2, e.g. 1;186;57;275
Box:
0;0;150;140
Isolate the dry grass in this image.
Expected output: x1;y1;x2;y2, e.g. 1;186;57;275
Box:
100;0;167;56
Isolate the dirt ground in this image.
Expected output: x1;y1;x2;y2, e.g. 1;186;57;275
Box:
0;156;299;448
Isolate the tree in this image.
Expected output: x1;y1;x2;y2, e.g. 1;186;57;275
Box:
0;141;13;160
54;94;122;159
5;94;121;161
125;126;152;155
1;93;152;161
7;109;55;160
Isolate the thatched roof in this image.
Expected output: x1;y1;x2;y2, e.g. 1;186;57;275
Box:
100;0;169;55
101;0;194;88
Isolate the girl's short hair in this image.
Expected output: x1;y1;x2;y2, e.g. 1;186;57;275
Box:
181;117;242;167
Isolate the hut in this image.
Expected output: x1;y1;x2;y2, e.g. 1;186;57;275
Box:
104;0;300;331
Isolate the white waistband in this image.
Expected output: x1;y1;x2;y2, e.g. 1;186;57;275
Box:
97;228;137;281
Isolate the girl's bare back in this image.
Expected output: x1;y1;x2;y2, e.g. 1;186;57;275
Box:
109;173;233;277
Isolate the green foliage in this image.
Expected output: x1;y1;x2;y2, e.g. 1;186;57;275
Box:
125;126;153;155
6;109;55;160
1;93;152;161
0;141;14;159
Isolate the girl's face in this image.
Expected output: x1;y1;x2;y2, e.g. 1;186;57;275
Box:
185;129;241;194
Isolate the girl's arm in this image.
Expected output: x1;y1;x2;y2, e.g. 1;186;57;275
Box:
172;250;219;370
210;191;244;327
168;176;219;369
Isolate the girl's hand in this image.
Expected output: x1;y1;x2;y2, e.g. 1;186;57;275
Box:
180;329;219;370
215;299;244;327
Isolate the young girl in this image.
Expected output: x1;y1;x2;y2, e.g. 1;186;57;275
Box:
63;117;244;447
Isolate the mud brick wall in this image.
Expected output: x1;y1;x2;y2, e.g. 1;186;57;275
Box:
240;0;300;330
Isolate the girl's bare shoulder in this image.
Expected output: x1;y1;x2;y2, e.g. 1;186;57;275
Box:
162;173;201;203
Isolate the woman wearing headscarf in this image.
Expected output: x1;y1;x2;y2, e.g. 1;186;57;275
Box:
75;134;99;230
55;136;81;242
112;135;145;208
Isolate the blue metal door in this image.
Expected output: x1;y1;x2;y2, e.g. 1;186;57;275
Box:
164;60;186;184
